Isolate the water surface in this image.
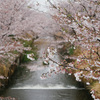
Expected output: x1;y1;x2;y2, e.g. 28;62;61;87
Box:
1;37;93;100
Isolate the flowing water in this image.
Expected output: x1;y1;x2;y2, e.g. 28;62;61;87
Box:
1;37;93;100
0;0;93;100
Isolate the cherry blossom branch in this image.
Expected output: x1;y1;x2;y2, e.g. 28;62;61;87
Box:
48;57;60;65
48;56;89;72
80;4;91;19
64;8;83;28
47;0;57;9
57;51;99;61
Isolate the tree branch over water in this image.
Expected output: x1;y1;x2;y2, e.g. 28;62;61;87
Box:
47;0;57;9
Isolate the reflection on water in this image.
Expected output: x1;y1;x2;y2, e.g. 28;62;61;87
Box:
2;89;92;100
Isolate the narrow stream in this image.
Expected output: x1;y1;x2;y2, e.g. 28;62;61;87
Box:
1;37;92;100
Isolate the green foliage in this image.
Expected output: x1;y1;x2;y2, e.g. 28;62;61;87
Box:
67;14;71;17
62;27;68;33
42;61;49;65
8;34;15;37
11;37;16;40
19;38;38;63
98;2;100;5
23;40;33;47
68;46;74;55
21;54;31;63
62;27;65;31
19;39;33;47
10;50;19;54
27;6;32;8
21;49;38;63
25;50;38;60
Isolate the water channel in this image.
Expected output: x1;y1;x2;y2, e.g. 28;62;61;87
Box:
1;36;93;100
0;0;93;100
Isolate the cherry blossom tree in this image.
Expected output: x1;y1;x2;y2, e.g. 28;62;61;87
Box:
0;0;38;88
0;0;37;58
42;0;100;99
